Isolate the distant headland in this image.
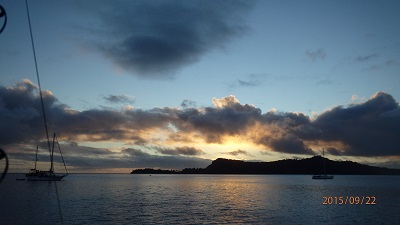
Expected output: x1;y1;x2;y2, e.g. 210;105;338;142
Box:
131;156;400;175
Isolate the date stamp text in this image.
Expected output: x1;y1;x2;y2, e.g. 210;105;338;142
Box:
322;196;376;205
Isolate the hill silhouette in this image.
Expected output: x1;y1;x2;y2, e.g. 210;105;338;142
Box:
131;156;400;175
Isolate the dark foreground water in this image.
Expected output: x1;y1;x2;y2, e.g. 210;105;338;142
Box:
1;174;399;224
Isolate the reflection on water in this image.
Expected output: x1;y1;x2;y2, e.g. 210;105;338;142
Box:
1;174;399;224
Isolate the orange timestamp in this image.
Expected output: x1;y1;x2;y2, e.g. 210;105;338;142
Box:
322;196;376;205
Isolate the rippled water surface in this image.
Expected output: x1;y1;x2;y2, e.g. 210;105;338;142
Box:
1;174;399;224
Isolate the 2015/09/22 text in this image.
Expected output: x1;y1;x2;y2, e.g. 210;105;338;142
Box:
322;196;376;205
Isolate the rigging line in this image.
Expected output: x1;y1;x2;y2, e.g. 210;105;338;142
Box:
25;2;65;225
51;133;56;172
55;134;69;175
25;0;52;157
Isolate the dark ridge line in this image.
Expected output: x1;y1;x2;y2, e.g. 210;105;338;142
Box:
131;156;400;175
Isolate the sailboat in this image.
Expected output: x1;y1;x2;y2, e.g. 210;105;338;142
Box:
24;0;67;181
26;134;68;181
312;149;334;179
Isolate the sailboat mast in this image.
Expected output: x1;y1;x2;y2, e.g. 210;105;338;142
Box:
51;133;56;172
25;0;52;158
323;149;326;174
34;145;38;170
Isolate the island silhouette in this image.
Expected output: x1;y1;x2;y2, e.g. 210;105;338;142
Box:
131;156;400;175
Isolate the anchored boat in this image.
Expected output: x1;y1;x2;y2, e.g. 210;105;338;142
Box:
312;149;334;179
26;134;68;181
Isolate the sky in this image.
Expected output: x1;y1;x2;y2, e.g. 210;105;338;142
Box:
0;0;399;173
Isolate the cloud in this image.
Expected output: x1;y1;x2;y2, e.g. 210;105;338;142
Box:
237;78;261;87
155;146;204;156
363;60;398;71
298;92;400;156
119;147;210;169
69;148;210;171
269;134;313;154
253;111;312;154
181;99;197;108
104;94;135;104
0;80;169;145
1;80;400;172
223;149;253;157
351;94;359;102
79;0;253;79
238;79;257;87
8;143;211;171
174;93;400;157
0;79;62;145
176;96;262;144
121;148;151;157
306;48;326;61
356;53;378;62
212;95;241;108
229;74;267;88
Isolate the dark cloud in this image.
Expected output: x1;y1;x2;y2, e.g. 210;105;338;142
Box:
80;0;253;79
325;147;342;156
118;147;210;169
1;80;400;166
173;96;316;155
104;94;135;104
8;143;210;171
155;146;204;156
269;134;313;155
175;96;262;143
254;111;312;154
174;94;400;157
0;80;170;145
363;60;398;71
181;99;197;108
121;148;151;157
0;80;62;145
53;107;174;143
356;53;378;62
306;48;326;61
224;149;253;157
237;79;258;87
229;74;266;88
301;92;400;156
67;148;210;171
60;143;114;159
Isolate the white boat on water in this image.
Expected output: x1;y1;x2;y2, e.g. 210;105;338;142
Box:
312;149;334;179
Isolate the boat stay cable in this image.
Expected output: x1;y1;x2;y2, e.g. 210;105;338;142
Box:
25;0;52;160
25;1;65;224
55;134;69;175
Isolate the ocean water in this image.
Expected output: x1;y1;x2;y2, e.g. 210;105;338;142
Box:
1;174;399;225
